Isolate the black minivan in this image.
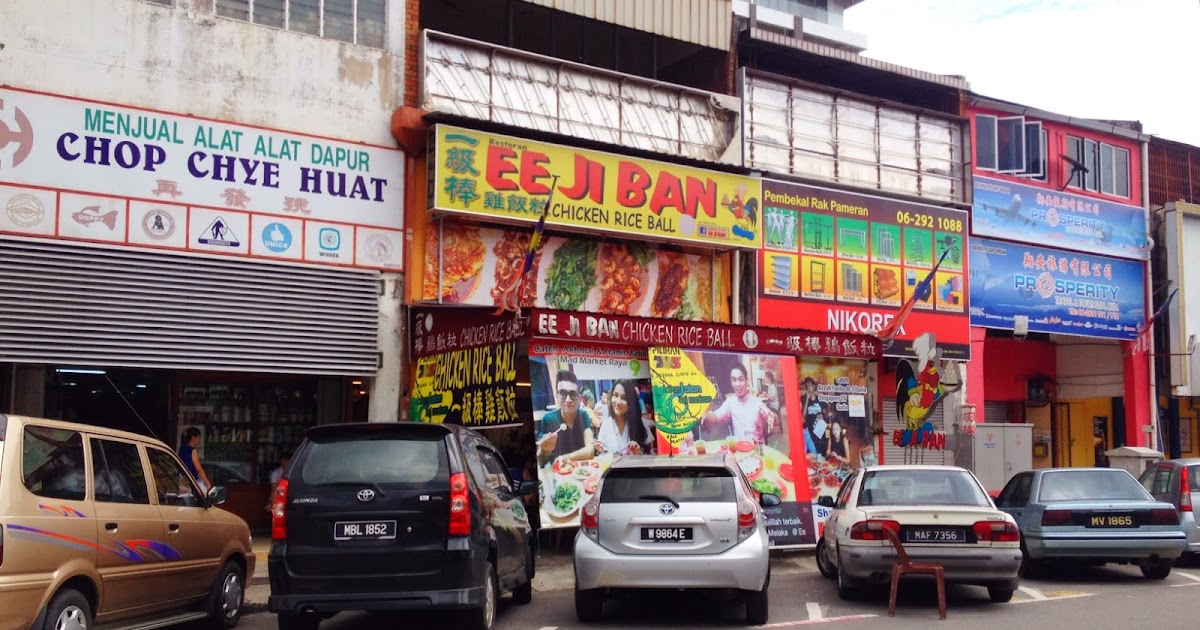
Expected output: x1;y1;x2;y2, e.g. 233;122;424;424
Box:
267;422;536;630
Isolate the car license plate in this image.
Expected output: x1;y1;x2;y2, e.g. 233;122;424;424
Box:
903;527;966;543
641;527;693;542
334;520;397;540
1085;513;1136;528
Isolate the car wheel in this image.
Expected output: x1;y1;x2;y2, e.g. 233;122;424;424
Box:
512;546;533;605
816;538;838;579
745;571;769;625
276;614;320;630
836;549;858;600
1018;542;1044;579
1140;558;1172;580
574;585;604;622
208;560;245;629
41;588;92;630
464;561;498;630
988;586;1015;603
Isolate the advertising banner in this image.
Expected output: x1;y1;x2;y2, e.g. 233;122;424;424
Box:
0;88;404;270
408;307;525;427
425;222;723;321
429;125;763;249
969;237;1144;340
530;342;652;530
757;180;971;360
972;175;1149;260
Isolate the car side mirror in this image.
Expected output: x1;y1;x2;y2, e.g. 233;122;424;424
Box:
519;480;538;496
759;493;782;508
208;486;228;506
816;495;836;508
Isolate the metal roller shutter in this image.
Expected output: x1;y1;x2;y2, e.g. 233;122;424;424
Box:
984;401;1012;425
0;238;380;375
881;398;949;466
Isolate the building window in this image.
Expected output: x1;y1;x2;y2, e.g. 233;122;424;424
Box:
215;0;385;48
1066;136;1130;198
975;114;1044;178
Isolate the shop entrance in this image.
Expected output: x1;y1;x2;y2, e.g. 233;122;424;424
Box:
44;367;171;441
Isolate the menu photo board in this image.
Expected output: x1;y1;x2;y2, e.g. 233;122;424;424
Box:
758;180;971;360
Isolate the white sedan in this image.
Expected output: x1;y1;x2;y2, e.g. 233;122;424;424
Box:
815;465;1022;602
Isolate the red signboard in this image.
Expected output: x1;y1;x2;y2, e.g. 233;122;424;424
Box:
411;306;526;359
757;180;971;360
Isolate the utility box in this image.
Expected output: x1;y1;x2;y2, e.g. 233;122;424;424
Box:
1104;446;1163;477
957;423;1033;494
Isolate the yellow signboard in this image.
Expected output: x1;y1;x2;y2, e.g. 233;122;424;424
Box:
649;347;718;447
430;125;762;249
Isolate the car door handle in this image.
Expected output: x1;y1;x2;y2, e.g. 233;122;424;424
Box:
105;522;118;532
168;523;180;534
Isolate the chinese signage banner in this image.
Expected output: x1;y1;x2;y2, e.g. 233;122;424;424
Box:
757;180;971;360
969;237;1145;339
429;125;763;250
531;342;651;530
0;88;404;270
425;221;724;321
972;175;1149;261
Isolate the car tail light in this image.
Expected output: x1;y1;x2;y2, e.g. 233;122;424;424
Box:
1041;509;1074;526
449;472;470;537
581;500;600;541
849;519;900;541
737;499;757;541
973;521;1020;542
270;479;289;541
1151;508;1180;526
1180;467;1193;513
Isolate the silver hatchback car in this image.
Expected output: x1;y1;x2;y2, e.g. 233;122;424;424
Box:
572;453;779;625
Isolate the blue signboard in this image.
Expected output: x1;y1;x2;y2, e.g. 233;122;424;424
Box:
969;237;1144;340
972;175;1149;260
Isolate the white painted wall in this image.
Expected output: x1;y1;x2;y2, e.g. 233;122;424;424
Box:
1166;204;1200;396
0;0;405;146
1053;334;1125;400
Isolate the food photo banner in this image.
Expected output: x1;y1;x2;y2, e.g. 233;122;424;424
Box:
0;87;405;270
424;221;723;321
756;180;971;360
972;175;1149;260
429;124;763;249
968;237;1144;340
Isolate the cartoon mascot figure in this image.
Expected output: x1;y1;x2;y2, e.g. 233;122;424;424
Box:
895;332;961;448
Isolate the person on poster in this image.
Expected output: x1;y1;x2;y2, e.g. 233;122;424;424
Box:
822;419;850;461
593;379;650;456
703;364;778;443
537;371;598;466
801;377;823;455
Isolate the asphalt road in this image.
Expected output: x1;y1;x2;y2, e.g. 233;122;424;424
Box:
235;559;1200;630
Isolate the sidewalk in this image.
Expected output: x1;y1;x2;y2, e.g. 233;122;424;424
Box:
243;538;817;614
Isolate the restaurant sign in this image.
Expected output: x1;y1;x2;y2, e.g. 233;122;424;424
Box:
429;125;762;249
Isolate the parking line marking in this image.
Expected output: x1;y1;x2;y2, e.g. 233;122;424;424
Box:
1171;582;1200;588
1017;586;1047;600
806;603;824;620
1011;593;1093;604
536;627;558;630
1175;571;1200;583
757;613;877;627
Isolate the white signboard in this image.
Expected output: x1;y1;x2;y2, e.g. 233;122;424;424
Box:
0;88;404;270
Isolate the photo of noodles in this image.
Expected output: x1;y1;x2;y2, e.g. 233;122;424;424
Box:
423;222;486;302
597;243;651;315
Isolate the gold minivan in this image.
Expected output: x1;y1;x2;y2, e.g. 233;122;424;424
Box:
0;414;256;630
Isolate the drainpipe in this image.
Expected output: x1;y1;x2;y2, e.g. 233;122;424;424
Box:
1143;140;1159;450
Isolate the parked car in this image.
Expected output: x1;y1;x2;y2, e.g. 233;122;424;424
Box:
572;453;778;625
1138;458;1199;561
996;467;1187;579
815;465;1021;603
0;414;255;630
267;422;536;630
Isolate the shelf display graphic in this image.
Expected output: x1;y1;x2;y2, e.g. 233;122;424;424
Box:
758;180;971;360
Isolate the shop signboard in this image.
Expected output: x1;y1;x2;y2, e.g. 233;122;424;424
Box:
429;124;763;250
757;180;971;360
424;222;724;321
0;87;404;270
968;237;1144;340
972;175;1149;261
408;307;524;427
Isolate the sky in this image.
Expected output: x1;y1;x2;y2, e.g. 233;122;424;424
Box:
843;0;1200;146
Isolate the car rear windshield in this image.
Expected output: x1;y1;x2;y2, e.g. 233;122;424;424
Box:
599;466;736;503
1038;470;1151;502
1189;465;1200;492
300;433;448;486
858;469;991;507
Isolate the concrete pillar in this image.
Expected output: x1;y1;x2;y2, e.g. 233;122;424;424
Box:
967;327;987;420
1122;340;1152;447
12;365;46;416
368;273;404;422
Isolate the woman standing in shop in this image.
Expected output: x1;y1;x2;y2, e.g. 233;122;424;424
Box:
179;427;213;496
